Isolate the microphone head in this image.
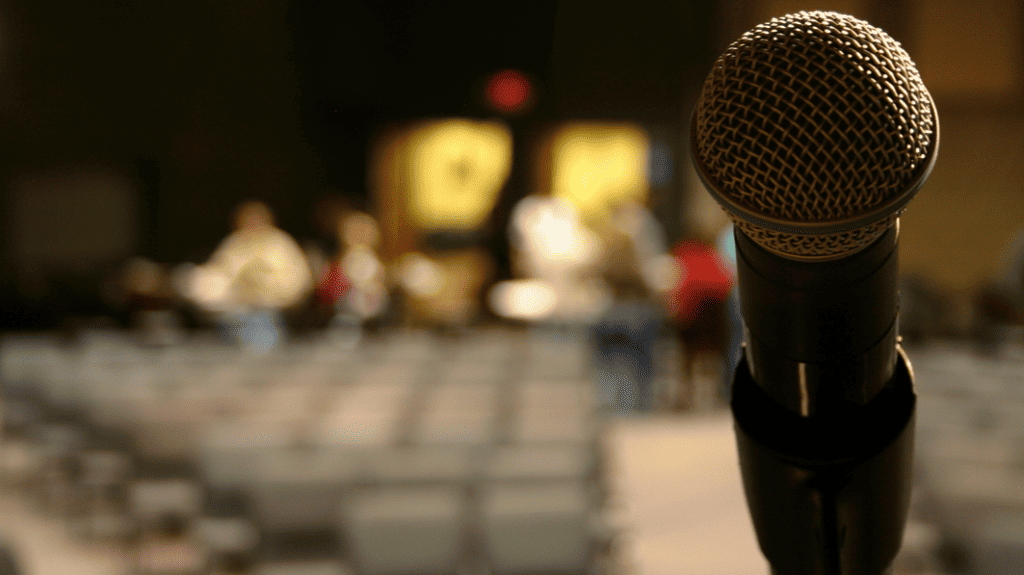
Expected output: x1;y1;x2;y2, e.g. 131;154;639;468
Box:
692;11;939;260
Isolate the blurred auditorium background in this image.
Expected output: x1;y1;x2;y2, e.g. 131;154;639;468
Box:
0;0;1022;574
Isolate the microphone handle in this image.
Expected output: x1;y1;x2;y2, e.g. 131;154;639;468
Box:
730;225;916;574
736;224;900;417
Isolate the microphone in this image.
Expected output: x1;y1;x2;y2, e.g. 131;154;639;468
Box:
690;11;938;574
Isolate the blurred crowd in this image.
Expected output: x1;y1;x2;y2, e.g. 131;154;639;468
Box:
48;187;1024;422
106;193;740;417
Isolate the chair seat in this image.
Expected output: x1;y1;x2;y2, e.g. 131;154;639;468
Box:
341;486;468;575
479;482;594;575
251;446;362;531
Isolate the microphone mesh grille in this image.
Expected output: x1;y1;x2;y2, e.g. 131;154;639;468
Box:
694;11;935;258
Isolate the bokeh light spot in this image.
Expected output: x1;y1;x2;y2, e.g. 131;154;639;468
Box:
487;70;531;113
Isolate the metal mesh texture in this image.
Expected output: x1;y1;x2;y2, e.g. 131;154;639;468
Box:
733;214;897;260
693;11;936;259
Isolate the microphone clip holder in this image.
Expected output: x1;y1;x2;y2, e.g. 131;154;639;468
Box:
731;347;917;575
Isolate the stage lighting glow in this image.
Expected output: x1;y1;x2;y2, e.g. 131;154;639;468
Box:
487;69;532;113
549;124;649;219
408;119;513;231
488;279;558;321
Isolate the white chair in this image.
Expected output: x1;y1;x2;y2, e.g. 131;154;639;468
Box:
74;450;134;542
366;446;476;487
249;445;363;531
252;561;354;575
341;486;469;575
34;423;87;516
422;382;500;414
195;517;259;557
199;421;300;491
129;479;204;524
517;380;597;415
133;397;207;463
478;482;594;575
437;361;506;386
413;410;496;448
511;410;599;447
315;409;403;450
483;444;595;485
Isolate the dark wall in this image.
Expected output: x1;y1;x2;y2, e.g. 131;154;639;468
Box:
0;0;329;264
551;0;715;121
551;0;718;242
0;0;717;327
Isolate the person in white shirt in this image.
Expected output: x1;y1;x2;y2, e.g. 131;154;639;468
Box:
507;194;607;323
186;201;312;354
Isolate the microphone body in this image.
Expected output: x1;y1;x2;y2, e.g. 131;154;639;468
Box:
689;11;938;574
737;224;899;416
731;224;916;575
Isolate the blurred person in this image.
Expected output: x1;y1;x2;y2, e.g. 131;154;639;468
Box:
507;194;608;323
303;209;391;343
666;235;734;411
290;196;360;335
590;200;674;415
119;257;184;346
327;210;388;341
288;239;342;336
185;200;312;354
302;241;328;292
297;194;352;331
396;247;494;334
308;242;351;330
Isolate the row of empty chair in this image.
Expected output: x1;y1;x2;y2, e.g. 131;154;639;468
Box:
0;327;619;575
902;343;1024;575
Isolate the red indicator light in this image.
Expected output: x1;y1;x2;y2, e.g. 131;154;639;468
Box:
486;70;532;113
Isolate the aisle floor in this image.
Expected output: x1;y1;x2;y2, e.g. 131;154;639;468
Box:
608;413;765;575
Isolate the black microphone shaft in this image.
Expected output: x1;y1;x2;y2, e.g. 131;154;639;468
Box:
737;225;900;417
730;226;917;574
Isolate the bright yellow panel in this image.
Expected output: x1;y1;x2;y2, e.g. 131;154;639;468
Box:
550;123;649;219
407;119;513;231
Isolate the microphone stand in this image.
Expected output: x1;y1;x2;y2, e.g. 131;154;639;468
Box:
729;229;917;575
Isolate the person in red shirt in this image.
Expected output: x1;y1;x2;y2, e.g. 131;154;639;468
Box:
314;260;351;313
666;238;735;410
